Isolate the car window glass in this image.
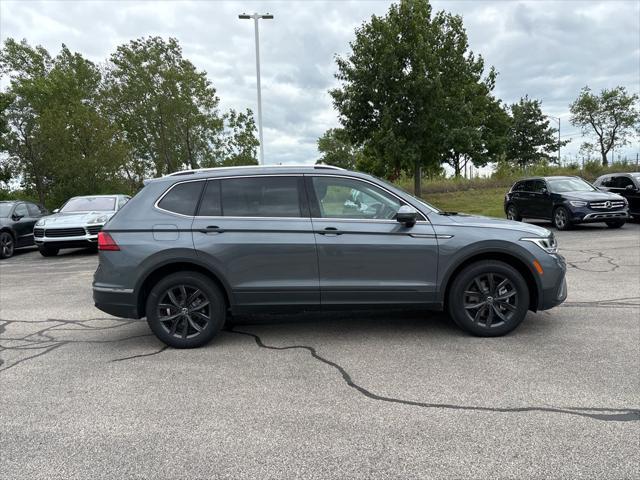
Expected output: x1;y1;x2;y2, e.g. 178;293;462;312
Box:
198;180;222;216
27;203;41;216
599;176;612;187
311;176;402;220
512;182;524;192
118;197;129;209
547;178;595;193
62;197;116;212
613;176;633;189
158;181;204;216
521;180;535;191
531;180;546;193
14;203;28;217
221;176;301;217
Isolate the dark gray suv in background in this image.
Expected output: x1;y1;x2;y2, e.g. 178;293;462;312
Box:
93;166;567;348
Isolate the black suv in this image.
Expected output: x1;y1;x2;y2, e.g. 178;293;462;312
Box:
593;172;640;219
504;176;628;230
0;201;47;259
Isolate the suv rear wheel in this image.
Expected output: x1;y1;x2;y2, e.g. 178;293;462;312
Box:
146;271;226;348
448;261;530;337
0;232;14;259
506;204;522;222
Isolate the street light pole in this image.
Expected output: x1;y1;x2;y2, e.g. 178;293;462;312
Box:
239;12;273;165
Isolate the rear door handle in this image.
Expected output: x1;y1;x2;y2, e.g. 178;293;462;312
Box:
200;225;224;234
319;227;342;236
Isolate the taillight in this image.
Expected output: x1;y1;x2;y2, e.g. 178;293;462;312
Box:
98;231;120;251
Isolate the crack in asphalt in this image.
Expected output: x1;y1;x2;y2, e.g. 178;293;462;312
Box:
564;249;623;273
229;328;640;423
111;345;170;362
559;296;640;309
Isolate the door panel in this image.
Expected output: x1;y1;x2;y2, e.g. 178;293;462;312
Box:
312;218;439;304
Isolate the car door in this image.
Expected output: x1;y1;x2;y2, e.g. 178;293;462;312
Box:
530;180;553;218
24;203;43;246
192;175;319;309
11;203;36;247
612;176;640;214
515;181;536;217
306;174;439;306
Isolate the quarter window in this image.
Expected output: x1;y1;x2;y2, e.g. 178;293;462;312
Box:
158;181;204;216
220;176;302;217
310;176;402;220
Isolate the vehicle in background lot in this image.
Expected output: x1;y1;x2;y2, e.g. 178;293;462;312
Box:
0;201;47;259
593;172;640;220
504;176;629;231
93;165;567;348
34;195;130;257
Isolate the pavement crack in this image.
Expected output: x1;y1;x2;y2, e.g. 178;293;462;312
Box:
564;249;622;273
230;328;640;423
111;345;170;362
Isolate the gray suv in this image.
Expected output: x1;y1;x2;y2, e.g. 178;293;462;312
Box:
93;166;567;348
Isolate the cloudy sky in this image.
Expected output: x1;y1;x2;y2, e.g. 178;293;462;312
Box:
1;0;639;166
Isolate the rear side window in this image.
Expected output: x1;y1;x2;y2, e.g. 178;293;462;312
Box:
198;180;222;216
220;176;302;217
512;182;525;192
158;181;204;216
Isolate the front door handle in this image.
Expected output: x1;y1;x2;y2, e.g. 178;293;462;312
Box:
319;227;342;236
200;225;224;234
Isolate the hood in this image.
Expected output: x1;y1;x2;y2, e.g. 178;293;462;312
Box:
38;211;115;227
442;213;551;236
561;190;624;201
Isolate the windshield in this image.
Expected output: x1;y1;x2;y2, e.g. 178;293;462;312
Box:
547;178;597;193
0;203;14;217
61;197;116;212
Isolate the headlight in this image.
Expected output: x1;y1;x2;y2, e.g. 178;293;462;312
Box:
520;235;558;254
569;201;587;207
36;219;46;226
88;215;109;224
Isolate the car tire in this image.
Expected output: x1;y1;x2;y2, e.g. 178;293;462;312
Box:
0;232;15;259
553;206;572;230
605;220;625;229
448;260;530;337
146;271;226;348
38;246;59;257
506;204;522;222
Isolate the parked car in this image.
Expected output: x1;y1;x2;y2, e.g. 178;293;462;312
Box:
593;172;640;220
504;176;629;230
34;195;130;256
93;165;567;348
0;201;47;259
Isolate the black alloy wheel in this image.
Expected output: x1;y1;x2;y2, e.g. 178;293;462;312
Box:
553;207;571;231
146;272;225;348
0;232;14;259
506;204;522;222
448;260;530;336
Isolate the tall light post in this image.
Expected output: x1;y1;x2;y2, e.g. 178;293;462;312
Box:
547;115;561;165
239;12;273;165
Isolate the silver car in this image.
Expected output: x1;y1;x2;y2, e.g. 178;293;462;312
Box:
34;195;130;256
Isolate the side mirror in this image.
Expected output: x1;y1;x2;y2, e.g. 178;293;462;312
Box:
396;205;418;227
625;184;637;191
53;208;59;213
12;214;23;221
541;188;549;195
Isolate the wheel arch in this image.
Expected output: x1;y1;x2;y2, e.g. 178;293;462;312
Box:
136;260;232;318
442;250;540;312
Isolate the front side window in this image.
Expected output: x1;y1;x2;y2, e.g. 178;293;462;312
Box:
531;180;547;193
27;203;42;217
220;176;302;217
14;203;28;217
613;176;633;189
62;197;116;212
158;181;204;216
117;197;130;209
311;176;402;220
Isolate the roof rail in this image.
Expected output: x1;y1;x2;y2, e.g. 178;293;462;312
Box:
165;164;345;177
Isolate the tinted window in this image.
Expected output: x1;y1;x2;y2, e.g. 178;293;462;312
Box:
14;203;28;217
531;180;546;193
221;176;301;217
613;176;633;189
158;181;204;216
598;176;613;187
198;180;222;216
512;182;525;192
521;180;535;192
311;176;402;220
27;203;42;217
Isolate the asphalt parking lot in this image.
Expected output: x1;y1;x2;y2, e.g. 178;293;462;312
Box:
1;222;639;479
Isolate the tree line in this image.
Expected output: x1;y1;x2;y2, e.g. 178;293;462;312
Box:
318;0;640;194
0;37;259;208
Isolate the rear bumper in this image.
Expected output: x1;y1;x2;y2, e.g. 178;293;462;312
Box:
93;286;140;319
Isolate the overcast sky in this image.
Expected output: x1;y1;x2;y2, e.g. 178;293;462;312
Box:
1;0;639;166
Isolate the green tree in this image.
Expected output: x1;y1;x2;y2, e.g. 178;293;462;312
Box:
0;39;127;207
569;86;640;166
315;128;359;170
210;109;259;167
505;96;565;169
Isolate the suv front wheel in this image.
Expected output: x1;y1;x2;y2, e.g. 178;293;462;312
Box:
448;261;530;337
146;271;226;348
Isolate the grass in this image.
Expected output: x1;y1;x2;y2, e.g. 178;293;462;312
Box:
422;188;506;218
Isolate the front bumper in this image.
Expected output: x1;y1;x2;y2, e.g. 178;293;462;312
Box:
34;224;103;248
537;253;567;310
568;206;629;224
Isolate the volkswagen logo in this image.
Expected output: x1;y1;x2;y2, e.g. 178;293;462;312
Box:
605;201;612;209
